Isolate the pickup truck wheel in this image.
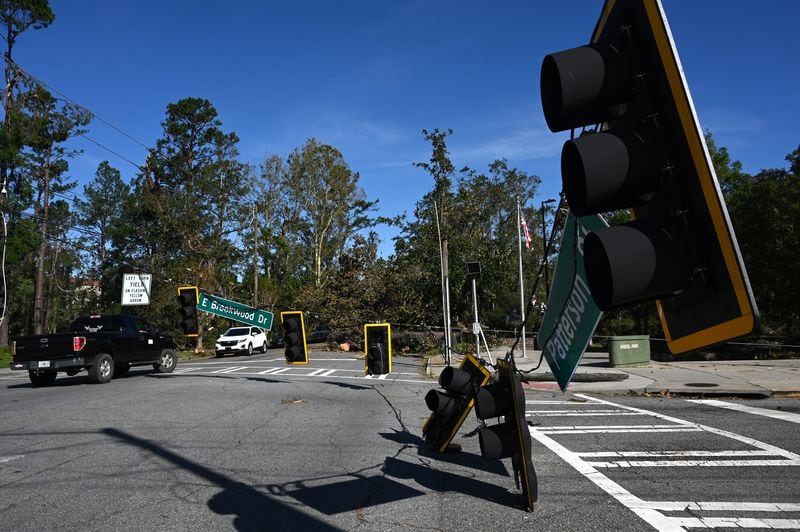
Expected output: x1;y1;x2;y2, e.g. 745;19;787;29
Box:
28;370;57;387
88;353;114;384
114;362;131;378
154;349;177;373
246;343;253;356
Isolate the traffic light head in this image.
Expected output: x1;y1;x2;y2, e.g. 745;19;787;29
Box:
176;286;199;337
364;323;392;375
280;311;308;365
539;0;758;354
422;354;490;453
473;359;537;511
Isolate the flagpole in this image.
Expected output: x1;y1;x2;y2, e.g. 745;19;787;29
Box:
517;197;528;359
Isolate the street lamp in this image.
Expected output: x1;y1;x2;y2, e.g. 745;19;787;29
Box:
540;198;556;302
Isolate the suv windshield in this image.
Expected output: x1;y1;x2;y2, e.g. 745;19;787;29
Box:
224;328;249;337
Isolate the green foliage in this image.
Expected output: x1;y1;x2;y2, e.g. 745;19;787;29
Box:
720;142;800;338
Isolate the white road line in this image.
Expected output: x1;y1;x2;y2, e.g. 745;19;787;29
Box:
689;399;800;425
0;455;23;464
270;368;291;375
319;369;336;377
537;424;702;435
306;368;327;376
258;368;283;375
527;400;592;405
213;366;247;374
527;409;642;417
577;450;776;458
587;459;800;468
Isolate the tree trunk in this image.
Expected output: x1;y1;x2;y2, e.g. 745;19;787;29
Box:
33;156;52;335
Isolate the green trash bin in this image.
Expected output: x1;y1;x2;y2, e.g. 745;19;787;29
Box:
609;335;650;367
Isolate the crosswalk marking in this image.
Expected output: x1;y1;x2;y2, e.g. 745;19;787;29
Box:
537;424;702;435
530;394;800;530
164;364;433;385
527;409;642;417
689;399;800;424
213;366;247;374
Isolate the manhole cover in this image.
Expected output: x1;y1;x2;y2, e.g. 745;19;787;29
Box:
685;382;719;388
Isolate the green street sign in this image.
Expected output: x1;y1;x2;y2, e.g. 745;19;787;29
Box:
197;292;274;331
538;212;607;392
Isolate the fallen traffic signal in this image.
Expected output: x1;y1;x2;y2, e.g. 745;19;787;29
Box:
539;0;758;354
176;286;199;337
280;311;308;365
364;323;392;375
422;353;490;453
474;359;537;511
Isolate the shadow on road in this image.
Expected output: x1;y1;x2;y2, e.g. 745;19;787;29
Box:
102;427;338;531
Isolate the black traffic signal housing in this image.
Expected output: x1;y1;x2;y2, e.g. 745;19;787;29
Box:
280;311;308;365
540;0;758;354
474;358;537;511
364;323;392;375
422;353;491;453
176;286;199;337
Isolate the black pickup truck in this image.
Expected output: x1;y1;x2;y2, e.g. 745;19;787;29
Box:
10;315;177;386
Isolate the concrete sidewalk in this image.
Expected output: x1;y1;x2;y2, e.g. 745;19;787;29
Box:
426;350;800;398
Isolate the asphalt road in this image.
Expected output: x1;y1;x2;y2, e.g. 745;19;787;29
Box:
1;350;799;531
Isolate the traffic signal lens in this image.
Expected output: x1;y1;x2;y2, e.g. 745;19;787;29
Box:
561;131;659;217
584;215;693;310
474;383;512;420
541;44;632;133
439;366;472;395
478;424;515;461
424;389;456;418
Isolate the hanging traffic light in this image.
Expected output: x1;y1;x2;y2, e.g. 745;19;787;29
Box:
364;323;392;375
474;359;537;511
176;286;199;337
422;353;490;453
540;0;758;354
280;311;308;365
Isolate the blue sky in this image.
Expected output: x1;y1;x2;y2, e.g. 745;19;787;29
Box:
12;0;800;256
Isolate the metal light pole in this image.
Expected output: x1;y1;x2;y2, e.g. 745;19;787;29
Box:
541;198;556;303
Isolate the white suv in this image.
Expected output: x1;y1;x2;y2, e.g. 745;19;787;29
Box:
215;326;268;357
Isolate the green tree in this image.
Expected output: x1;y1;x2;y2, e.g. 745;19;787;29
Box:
74;161;130;298
0;0;55;345
394;129;541;331
721;144;800;338
286;138;380;289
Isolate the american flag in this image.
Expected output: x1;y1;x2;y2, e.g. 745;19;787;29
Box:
520;216;532;250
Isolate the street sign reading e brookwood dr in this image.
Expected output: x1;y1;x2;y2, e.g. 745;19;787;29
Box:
538;212;607;392
197;292;274;330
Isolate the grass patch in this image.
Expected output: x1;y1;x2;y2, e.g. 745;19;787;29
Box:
0;348;11;369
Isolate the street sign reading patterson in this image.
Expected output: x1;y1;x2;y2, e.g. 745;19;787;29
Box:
538;212;607;392
198;292;274;330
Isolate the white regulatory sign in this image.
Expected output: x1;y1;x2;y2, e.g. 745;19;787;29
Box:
121;273;152;306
